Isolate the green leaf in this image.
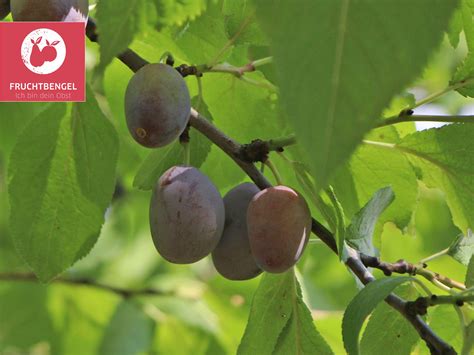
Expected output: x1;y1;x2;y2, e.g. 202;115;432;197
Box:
133;142;181;190
333;127;418;238
72;87;120;210
133;97;213;190
461;0;474;51
96;0;147;70
447;3;463;48
0;102;49;160
398;124;474;234
292;161;338;231
202;73;282;143
273;288;333;355
237;272;294;355
346;187;395;257
256;0;458;189
176;4;230;64
360;284;420;355
223;0;266;46
99;301;155;355
448;230;474;265
342;276;413;355
451;0;474;96
198;73;283;189
153;0;207;28
238;271;332;355
8;92;119;281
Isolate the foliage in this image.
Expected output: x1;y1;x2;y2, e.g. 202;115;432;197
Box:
2;0;474;354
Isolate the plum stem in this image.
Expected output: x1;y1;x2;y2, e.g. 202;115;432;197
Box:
195;76;203;110
264;159;283;185
182;142;191;166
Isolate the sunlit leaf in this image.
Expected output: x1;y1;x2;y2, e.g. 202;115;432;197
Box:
398;124;474;235
448;230;474;265
256;0;457;189
346;187;395;257
96;0;147;70
8;89;118;281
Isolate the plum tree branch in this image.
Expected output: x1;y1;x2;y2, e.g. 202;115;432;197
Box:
190;57;273;77
345;254;455;354
410;77;474;110
190;93;454;354
406;293;474;317
175;58;278;91
0;272;173;298
81;17;456;354
360;253;466;291
237;135;297;163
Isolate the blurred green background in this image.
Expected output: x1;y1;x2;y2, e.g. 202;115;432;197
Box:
0;4;473;355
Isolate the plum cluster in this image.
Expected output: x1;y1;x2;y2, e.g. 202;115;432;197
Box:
124;63;312;280
149;171;311;280
4;0;313;280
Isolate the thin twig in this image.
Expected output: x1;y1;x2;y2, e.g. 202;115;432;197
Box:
411;77;474;109
176;58;277;91
420;248;450;264
377;114;474;128
204;57;273;77
360;253;466;291
417;269;466;291
0;272;171;298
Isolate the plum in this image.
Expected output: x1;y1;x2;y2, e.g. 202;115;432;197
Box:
247;185;311;273
150;166;225;264
212;183;262;280
11;0;88;22
125;63;191;148
0;0;10;20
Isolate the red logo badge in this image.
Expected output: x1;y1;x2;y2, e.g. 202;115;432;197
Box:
0;22;85;102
